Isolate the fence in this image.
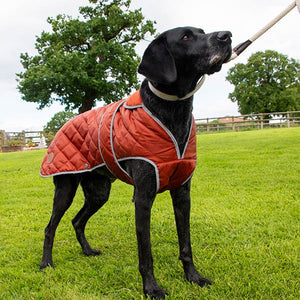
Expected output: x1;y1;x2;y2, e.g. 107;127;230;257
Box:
0;130;45;152
195;111;300;134
2;130;43;144
1;111;300;150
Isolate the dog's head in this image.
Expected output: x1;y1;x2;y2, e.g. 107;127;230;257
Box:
138;27;232;97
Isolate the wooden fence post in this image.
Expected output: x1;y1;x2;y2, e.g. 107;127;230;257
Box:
287;112;290;128
0;130;5;146
21;131;26;143
207;118;210;133
260;114;264;130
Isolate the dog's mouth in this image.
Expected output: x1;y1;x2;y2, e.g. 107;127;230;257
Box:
207;49;232;74
209;55;224;66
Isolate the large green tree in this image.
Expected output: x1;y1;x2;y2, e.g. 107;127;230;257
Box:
16;0;156;113
226;50;300;115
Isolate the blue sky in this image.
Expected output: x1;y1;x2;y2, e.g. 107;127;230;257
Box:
1;0;299;131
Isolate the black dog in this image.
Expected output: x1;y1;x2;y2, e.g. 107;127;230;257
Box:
40;27;232;299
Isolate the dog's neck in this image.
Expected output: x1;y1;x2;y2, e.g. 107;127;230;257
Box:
140;79;194;155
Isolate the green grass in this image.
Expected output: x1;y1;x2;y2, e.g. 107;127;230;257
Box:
0;128;299;299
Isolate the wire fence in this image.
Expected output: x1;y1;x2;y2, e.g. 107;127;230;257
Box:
195;111;300;134
1;111;300;151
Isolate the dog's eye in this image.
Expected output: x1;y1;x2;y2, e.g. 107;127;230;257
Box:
182;35;191;41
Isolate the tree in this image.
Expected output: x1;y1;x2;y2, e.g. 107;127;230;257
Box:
44;111;77;132
43;111;76;144
16;0;156;114
226;50;300;116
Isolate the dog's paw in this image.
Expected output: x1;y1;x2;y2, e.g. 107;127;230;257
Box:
144;284;168;299
83;248;101;256
40;261;54;270
186;270;212;287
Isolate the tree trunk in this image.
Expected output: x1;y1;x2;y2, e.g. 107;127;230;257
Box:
79;91;96;114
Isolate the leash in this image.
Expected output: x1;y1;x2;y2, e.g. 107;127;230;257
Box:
148;75;206;101
147;1;300;99
228;0;300;61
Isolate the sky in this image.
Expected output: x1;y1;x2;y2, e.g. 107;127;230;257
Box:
0;0;299;132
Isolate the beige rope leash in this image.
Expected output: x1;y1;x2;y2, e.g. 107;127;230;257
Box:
229;0;300;61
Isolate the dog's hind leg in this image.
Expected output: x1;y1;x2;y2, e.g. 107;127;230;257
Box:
72;172;111;256
170;179;212;287
40;174;79;269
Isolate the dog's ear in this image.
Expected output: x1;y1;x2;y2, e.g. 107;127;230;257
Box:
138;36;177;84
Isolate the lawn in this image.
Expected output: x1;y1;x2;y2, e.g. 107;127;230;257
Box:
0;128;299;299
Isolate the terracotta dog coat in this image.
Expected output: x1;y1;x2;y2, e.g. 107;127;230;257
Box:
40;91;197;193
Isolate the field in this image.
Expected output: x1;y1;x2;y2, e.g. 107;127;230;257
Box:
0;128;299;299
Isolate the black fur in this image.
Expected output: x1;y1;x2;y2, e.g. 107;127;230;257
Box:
40;27;232;299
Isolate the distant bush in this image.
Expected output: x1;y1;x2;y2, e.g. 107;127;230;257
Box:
5;139;24;146
43;111;76;145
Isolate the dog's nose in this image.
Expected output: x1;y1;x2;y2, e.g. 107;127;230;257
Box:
216;31;232;42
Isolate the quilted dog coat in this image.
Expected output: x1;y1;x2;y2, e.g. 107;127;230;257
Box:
40;91;197;193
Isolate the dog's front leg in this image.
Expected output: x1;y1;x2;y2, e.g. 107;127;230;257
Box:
123;160;167;299
135;195;168;299
170;179;212;287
